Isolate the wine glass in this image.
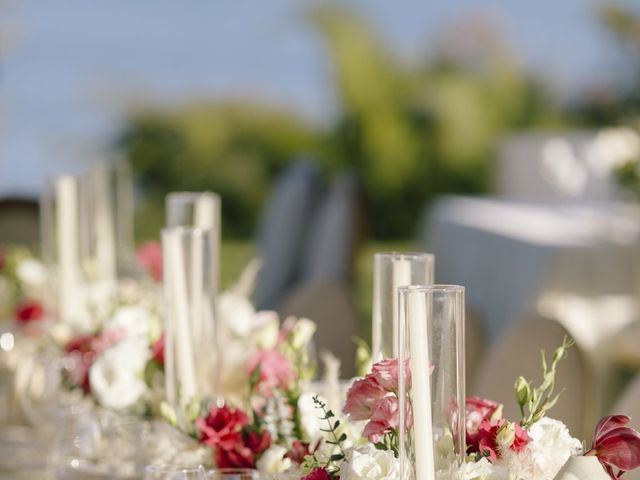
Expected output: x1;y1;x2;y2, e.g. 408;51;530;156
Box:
207;469;260;480
144;464;207;480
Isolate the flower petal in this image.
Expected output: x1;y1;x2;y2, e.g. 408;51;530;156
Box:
595;427;640;473
594;416;631;447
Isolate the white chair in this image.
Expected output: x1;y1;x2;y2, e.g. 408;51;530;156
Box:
610;374;640;480
470;314;596;440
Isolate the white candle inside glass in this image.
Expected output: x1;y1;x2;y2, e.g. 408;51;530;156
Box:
94;167;116;282
56;176;79;324
392;258;411;357
166;230;197;404
408;291;436;480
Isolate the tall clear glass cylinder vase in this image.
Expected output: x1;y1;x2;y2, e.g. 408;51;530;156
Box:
162;227;219;429
372;252;434;361
80;162;135;283
166;192;221;296
398;285;465;480
41;175;83;327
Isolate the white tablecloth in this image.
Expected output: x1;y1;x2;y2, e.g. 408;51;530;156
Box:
424;196;640;340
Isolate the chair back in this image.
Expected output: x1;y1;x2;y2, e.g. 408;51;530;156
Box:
254;160;323;310
471;314;595;440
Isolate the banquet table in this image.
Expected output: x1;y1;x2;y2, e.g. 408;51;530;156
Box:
424;196;640;342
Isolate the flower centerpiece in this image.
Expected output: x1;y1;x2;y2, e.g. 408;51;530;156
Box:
266;338;640;480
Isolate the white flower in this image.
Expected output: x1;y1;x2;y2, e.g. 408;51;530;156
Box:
105;305;153;340
525;417;582;480
454;458;508;480
298;392;326;443
217;292;258;338
256;445;292;474
16;258;47;290
252;313;280;350
341;444;400;480
289;318;316;350
89;339;150;410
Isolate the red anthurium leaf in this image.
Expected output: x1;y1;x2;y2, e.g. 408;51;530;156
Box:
595;427;640;473
594;416;631;448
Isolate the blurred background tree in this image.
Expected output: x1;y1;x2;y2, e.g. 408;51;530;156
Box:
121;5;632;242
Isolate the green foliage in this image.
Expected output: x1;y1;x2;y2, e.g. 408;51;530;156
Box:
302;396;347;477
516;336;574;429
119;6;568;240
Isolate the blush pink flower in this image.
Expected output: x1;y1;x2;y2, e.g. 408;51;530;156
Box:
363;420;389;444
371;395;400;429
371;359;401;392
343;376;387;421
136;241;163;283
246;349;296;395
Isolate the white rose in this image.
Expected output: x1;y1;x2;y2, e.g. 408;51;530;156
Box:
256;445;292;474
16;259;47;290
89;339;150;410
341;444;400;480
454;458;508;480
105;305;153;340
527;417;583;480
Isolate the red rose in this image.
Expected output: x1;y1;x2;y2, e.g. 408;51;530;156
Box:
197;405;250;451
245;429;271;456
215;439;255;469
136;241;163;283
286;440;313;464
15;300;44;324
152;334;165;365
302;467;333;480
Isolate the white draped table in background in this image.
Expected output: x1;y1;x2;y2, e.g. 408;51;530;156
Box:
424;196;640;344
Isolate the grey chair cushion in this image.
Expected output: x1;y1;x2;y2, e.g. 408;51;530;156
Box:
301;171;363;284
254;159;323;310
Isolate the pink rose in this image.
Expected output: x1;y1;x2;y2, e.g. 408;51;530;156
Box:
363;420;389;444
371;359;400;392
371;395;400;429
246;350;296;395
136;241;163;283
343;376;387;421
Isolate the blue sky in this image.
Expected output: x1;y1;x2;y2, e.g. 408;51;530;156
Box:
0;0;632;196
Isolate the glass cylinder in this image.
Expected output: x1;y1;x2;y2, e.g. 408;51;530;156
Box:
166;192;221;296
398;285;465;480
162;227;219;429
144;465;207;480
207;469;259;480
41;175;83;325
372;252;434;361
79;162;135;283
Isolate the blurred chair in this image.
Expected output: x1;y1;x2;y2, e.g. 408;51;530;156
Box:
470;313;596;440
611;375;640;480
465;306;486;391
254;159;324;310
279;171;366;378
280;281;358;379
0;197;40;246
301;170;364;283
